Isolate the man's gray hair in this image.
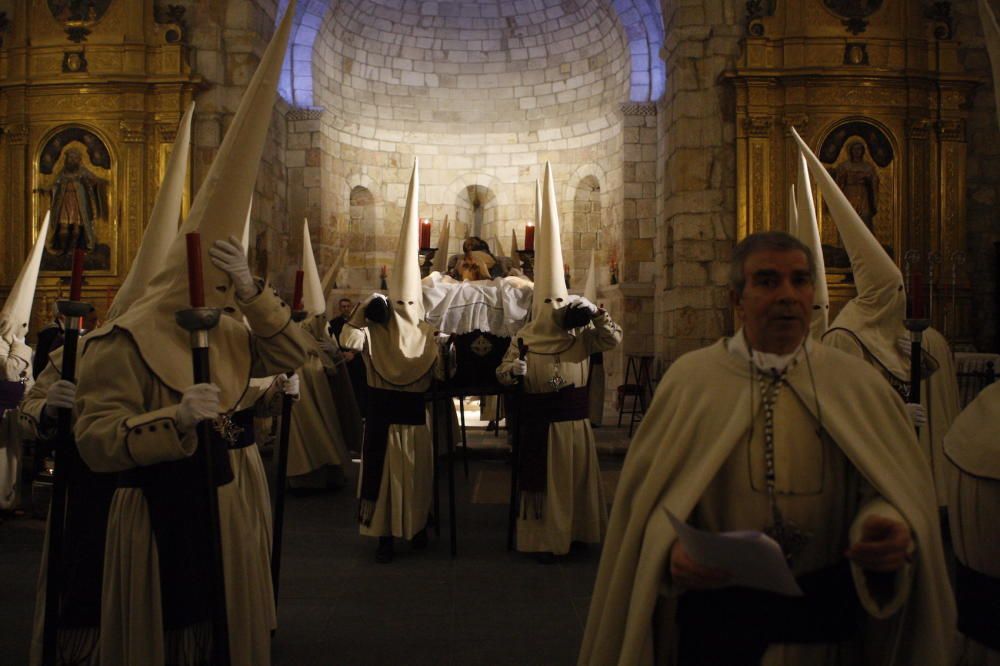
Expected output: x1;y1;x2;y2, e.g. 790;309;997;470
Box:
730;231;816;293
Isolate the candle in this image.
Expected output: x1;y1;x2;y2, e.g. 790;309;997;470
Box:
69;249;86;301
292;270;304;311
524;224;535;252
419;218;432;249
185;233;205;308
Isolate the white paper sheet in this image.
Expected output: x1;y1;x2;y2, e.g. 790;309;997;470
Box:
666;509;804;597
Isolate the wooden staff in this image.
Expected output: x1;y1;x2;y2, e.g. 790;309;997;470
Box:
506;338;528;550
271;270;305;608
904;266;930;438
176;233;230;666
42;250;91;666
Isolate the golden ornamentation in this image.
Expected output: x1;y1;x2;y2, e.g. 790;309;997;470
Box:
4;124;29;145
118;120;145;143
745;116;773;138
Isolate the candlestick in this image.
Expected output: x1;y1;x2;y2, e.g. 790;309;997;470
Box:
69;249;86;301
419;218;432;250
185;233;205;308
292;270;304;311
524;224;535;252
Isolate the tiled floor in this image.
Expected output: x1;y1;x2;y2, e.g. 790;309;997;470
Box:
0;429;625;666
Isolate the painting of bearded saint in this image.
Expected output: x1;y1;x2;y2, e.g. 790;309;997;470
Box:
48;147;108;257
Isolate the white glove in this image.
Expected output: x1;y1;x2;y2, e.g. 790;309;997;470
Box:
905;403;927;428
43;379;76;417
896;338;913;357
276;373;300;399
576;297;599;316
208;236;257;301
175;383;222;434
317;336;338;356
511;358;528;377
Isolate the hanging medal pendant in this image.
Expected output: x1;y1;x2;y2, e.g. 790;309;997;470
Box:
213;413;243;446
548;362;566;390
765;518;812;566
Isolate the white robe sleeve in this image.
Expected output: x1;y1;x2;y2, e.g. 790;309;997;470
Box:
848;497;915;618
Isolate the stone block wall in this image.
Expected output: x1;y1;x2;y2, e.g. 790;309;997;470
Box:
656;0;743;363
956;0;1000;352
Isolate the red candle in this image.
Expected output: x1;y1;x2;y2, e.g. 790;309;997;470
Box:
69;249;86;301
524;224;535;252
292;270;304;311
185;233;205;308
419;218;432;249
908;270;925;319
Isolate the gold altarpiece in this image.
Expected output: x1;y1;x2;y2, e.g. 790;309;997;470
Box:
0;1;199;334
729;0;978;345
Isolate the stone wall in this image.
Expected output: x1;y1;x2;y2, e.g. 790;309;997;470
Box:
656;0;743;364
956;0;1000;352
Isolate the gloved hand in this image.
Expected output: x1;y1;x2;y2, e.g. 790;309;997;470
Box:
208;236;258;301
896;338;913;357
576;297;599;316
43;379;76;418
364;294;390;325
511;358;528;377
317;336;338;356
905;402;927;428
275;373;300;399
175;383;222;435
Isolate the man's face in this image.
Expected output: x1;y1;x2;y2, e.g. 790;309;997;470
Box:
65;150;81;172
731;249;814;354
338;299;352;317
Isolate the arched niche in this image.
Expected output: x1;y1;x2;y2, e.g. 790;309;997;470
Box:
347;183;378;287
455;184;499;250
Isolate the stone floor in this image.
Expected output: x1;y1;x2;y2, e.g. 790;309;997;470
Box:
0;421;630;666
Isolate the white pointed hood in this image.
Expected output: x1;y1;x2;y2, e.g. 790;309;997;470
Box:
0;212;50;339
980;0;1000;131
793;150;829;338
583;250;598;303
787;183;799;238
108;103;194;322
301;220;325;317
86;0;297;410
791;127;907;377
350;159;436;387
431;216;450;274
518;162;573;353
321;246;348;293
241;197;253;254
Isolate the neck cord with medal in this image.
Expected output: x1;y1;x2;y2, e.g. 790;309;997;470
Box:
748;341;812;566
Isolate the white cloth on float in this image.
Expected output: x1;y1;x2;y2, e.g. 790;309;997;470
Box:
421;272;533;336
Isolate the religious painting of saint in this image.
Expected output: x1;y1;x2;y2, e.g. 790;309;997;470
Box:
821;0;883;19
818;121;895;269
36;127;114;272
46;0;113;25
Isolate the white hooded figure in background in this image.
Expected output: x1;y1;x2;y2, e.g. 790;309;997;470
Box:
339;158;447;564
0;211;49;513
496;162;622;560
791;129;960;513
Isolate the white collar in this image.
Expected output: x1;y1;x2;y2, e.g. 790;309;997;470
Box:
727;328;808;374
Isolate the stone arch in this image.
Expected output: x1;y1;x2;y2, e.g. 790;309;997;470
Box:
341;172;383;287
277;0;665;106
442;172;507;258
564;163;611;286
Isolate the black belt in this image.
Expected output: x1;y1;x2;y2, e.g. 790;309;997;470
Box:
517;385;589;495
226;407;256;450
116;423;234;631
0;379;24;410
956;561;1000;650
358;388;425;524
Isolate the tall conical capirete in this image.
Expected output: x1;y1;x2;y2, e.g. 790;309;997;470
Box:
94;0;299;410
793;149;829;337
241;196;253;254
137;0;297;311
301;220;326;317
980;0;1000;131
583;250;598;303
791;126;906;373
108;103;195;320
533;162;569;314
787;183;799;238
431;216;450;274
0;212;50;338
390;159;423;314
321;246;348;293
